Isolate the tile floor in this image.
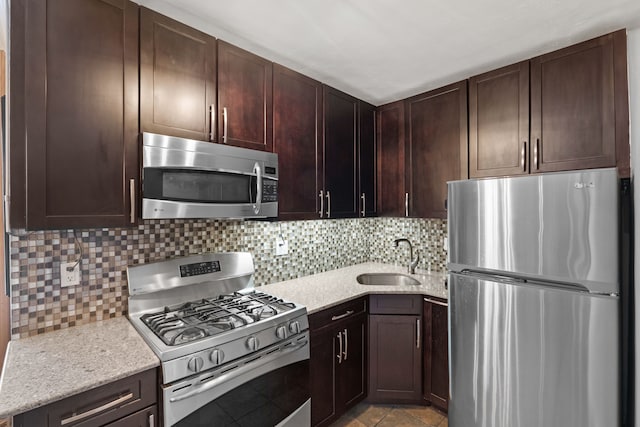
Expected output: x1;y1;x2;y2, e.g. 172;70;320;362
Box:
332;403;448;427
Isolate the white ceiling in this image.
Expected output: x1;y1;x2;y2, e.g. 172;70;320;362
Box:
137;0;640;105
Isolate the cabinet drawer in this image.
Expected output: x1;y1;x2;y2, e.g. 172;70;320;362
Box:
309;297;367;330
369;294;422;315
13;368;158;427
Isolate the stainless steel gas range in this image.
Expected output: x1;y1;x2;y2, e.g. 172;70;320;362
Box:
127;252;310;427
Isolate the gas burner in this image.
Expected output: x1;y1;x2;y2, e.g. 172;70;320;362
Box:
172;327;206;345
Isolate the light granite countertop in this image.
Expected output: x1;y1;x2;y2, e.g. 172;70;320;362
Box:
0;262;444;419
0;316;160;419
262;262;448;314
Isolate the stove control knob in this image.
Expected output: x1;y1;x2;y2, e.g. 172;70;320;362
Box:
187;356;204;373
210;349;225;365
246;336;259;351
276;326;288;340
289;321;301;334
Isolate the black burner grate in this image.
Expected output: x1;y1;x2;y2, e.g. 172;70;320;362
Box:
141;290;295;346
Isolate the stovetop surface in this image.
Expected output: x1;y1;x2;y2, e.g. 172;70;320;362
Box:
141;290;297;346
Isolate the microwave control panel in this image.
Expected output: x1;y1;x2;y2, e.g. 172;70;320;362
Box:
262;180;278;202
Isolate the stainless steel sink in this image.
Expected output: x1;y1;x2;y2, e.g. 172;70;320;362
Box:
356;273;421;286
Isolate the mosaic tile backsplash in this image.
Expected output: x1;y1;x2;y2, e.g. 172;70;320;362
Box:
9;218;446;339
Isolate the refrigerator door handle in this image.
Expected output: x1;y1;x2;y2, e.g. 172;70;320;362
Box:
455;269;595;294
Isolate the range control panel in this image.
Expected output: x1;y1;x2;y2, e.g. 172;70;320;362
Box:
179;260;221;277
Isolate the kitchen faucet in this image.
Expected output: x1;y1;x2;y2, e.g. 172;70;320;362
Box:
393;238;419;274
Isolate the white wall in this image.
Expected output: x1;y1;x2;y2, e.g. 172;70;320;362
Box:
630;26;640;427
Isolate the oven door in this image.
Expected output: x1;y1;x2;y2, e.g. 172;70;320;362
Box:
164;332;310;427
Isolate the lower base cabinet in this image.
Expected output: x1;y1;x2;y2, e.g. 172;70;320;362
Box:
368;295;423;404
423;296;450;411
310;298;367;427
12;368;158;427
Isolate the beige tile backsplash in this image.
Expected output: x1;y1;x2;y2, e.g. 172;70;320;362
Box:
9;217;446;339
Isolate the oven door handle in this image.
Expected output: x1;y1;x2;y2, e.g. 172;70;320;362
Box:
169;339;308;403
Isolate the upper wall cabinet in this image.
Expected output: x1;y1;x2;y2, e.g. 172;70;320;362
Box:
217;41;273;151
470;30;629;178
322;86;359;218
376;101;406;217
405;81;468;219
469;62;529;178
531;31;627;174
358;101;377;217
140;7;217;142
273;64;323;220
10;0;139;229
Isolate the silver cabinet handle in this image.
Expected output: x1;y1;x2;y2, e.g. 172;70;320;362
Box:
424;297;448;307
521;141;526;171
534;138;539;170
405;193;409;217
416;318;421;349
209;104;215;141
319;190;324;218
223;107;228;143
61;392;134;425
331;310;354;321
148;413;155;427
129;179;136;224
337;331;343;364
343;328;348;360
326;191;331;218
361;193;366;217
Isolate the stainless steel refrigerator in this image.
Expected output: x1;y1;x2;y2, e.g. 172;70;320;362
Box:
448;168;621;427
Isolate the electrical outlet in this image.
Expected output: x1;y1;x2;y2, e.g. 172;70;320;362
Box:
60;262;80;287
275;237;289;256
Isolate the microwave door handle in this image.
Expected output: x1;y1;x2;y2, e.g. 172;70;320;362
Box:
253;162;262;214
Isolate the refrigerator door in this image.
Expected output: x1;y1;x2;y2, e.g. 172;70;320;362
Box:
449;272;619;427
447;168;619;294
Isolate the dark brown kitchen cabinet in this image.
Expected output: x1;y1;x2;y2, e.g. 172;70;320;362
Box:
309;298;367;427
140;7;217;142
530;31;625;174
9;0;139;229
217;40;273;151
322;86;359;218
376;101;406;217
423;296;449;412
273;64;324;220
13;368;158;427
469;62;530;178
368;294;422;403
469;30;629;179
405;81;468;219
358;101;377;217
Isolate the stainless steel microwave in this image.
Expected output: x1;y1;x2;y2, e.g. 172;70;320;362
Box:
141;133;278;219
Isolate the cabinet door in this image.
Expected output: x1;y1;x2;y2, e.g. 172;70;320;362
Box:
358;101;376;217
336;313;367;412
273;64;323;220
140;8;217;142
217;41;273;151
405;81;468;219
310;326;337;427
423;297;449;411
531;33;617;173
14;0;139;229
469;62;529;178
323;86;358;218
376;101;406;217
369;314;422;403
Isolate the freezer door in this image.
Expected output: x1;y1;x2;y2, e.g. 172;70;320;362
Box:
447;168;619;294
449;272;619;427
